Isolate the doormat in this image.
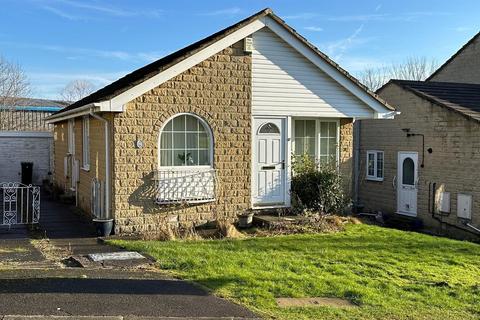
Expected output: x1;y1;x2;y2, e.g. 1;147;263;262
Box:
87;251;145;262
276;297;357;308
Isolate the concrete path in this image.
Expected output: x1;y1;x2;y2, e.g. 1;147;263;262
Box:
0;196;259;320
0;269;257;319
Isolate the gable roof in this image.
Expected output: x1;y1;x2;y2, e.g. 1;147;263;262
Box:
390;79;480;122
426;31;480;82
48;8;393;121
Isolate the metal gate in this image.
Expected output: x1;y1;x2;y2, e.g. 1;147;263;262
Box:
0;182;40;226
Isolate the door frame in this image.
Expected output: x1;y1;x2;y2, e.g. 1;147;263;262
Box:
396;151;418;217
251;116;289;209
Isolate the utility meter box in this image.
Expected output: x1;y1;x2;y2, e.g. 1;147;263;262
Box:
244;37;254;53
437;192;450;213
457;193;472;220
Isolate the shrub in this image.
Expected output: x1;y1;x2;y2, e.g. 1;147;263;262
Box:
291;154;346;214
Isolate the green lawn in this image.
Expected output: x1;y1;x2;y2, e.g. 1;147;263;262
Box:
109;224;480;320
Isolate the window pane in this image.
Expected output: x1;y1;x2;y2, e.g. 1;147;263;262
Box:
377;152;383;178
368;153;375;176
305;120;315;138
160;150;173;166
186;116;198;131
259;122;280;134
198;122;206;133
160;132;172;149
295;120;304;137
320;156;328;165
199;133;208;148
329;122;337;136
294;137;304;155
185;149;198;166
173;115;185;131
173;133;185;149
163;120;173;131
186;133;198;148
320;138;328;155
173;150;186;166
305;137;315;156
199;150;209;165
320;122;328;137
402;157;415;185
328;138;337;156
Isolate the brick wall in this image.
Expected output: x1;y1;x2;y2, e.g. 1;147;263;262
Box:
359;83;480;238
111;40;252;234
429;35;480;84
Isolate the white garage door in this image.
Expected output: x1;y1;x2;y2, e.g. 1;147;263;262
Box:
0;132;53;185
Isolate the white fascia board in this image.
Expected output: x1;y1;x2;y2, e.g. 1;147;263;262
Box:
263;16;391;116
108;19;266;110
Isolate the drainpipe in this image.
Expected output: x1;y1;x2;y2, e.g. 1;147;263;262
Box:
89;110;111;221
353;118;361;209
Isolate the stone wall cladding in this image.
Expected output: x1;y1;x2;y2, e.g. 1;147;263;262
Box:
359;83;480;238
339;118;354;197
429;35;480;84
112;40;252;234
53;116;110;215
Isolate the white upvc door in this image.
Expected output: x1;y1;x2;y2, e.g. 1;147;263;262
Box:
397;152;418;216
252;117;286;207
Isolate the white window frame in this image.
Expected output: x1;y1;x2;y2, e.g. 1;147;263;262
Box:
82;115;90;171
292;118;340;166
366;150;384;181
157;113;214;170
67;119;75;155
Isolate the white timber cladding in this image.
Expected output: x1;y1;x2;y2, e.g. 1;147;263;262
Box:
251;28;374;118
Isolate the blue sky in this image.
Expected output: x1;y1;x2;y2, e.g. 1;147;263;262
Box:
1;0;479;99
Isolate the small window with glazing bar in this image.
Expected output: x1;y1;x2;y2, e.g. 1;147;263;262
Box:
366;150;384;181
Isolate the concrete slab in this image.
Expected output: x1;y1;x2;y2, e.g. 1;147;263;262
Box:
276;297;357;308
88;251;145;262
0;239;45;263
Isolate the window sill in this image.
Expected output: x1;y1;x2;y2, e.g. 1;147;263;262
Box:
81;166;90;172
366;177;384;182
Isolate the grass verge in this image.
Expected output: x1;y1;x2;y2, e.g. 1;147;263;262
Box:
108;224;480;320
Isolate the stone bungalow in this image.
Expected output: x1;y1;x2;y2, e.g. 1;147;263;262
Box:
358;31;480;239
46;9;393;235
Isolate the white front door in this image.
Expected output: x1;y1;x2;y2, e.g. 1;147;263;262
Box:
253;117;286;206
397;152;418;216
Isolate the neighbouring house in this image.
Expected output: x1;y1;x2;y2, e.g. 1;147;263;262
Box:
46;8;393;235
0;98;67;185
358;31;480;239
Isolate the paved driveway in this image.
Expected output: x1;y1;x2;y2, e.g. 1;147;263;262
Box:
0;196;258;319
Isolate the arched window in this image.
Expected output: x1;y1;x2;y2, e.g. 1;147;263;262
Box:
159;114;213;167
258;122;280;134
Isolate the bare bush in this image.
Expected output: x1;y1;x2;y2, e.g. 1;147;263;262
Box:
358;56;439;91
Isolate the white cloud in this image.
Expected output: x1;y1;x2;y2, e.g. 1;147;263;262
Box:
284;11;449;22
32;0;163;19
28;71;128;99
0;40;166;63
199;7;242;16
304;26;323;32
453;26;473;32
321;24;367;60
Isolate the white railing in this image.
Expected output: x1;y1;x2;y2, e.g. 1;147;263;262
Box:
153;168;216;204
0;182;40;226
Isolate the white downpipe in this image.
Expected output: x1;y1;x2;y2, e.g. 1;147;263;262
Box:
89;111;111;220
353;118;361;206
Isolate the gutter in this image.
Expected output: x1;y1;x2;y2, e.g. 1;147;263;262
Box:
89;110;112;222
45;103;101;123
